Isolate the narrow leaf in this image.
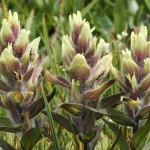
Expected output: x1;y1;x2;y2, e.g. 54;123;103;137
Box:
60;103;135;126
52;112;80;135
79;124;103;143
41;86;61;150
103;119;129;150
138;105;150;118
0;136;15;150
20;128;42;150
145;0;150;10
113;0;127;33
45;70;71;89
81;0;98;17
0;125;22;133
0;117;14;126
131;113;150;149
99;93;122;109
109;128;122;150
82;79;115;100
28;88;56;119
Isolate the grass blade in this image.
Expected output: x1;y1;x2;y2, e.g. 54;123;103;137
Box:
41;86;61;150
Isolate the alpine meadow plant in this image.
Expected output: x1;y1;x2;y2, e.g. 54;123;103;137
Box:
0;8;150;150
45;11;128;149
0;11;56;135
111;26;150;149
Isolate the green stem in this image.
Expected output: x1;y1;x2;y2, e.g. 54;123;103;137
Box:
41;86;61;150
84;143;89;150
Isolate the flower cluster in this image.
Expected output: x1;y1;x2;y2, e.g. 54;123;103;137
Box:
46;11;113;107
0;11;42;124
111;26;150;120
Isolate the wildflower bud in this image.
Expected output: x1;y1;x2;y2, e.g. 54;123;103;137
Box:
15;29;29;58
69;11;83;32
79;23;91;53
69;11;84;46
87;37;97;55
122;49;139;75
87;54;112;85
139;26;147;38
21;37;41;64
131;27;148;61
69;54;91;82
125;74;137;91
0;29;5;45
0;45;19;73
91;39;104;67
8;11;20;38
2;19;14;43
110;64;127;91
62;35;75;65
143;58;150;75
140;73;150;90
85;37;97;65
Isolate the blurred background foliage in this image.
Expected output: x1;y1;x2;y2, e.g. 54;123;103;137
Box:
0;0;150;149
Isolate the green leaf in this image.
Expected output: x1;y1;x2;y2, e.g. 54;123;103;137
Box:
81;0;98;17
79;131;96;143
0;117;14;126
0;116;22;133
83;80;115;100
0;125;22;133
113;0;127;33
25;10;34;30
79;124;103;143
52;112;80;135
20;128;42;150
28;88;56;119
60;103;135;126
144;0;150;10
131;113;150;150
109;128;122;150
138;105;150;118
89;130;102;150
103;119;129;150
99;93;122;109
41;86;61;150
60;103;85;116
0;136;15;150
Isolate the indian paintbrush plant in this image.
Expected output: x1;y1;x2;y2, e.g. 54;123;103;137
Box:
0;9;150;150
45;11;134;149
0;10;56;144
111;26;150;149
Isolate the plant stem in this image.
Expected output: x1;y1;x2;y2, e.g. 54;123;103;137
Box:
41;86;61;150
84;143;89;150
133;117;139;134
82;112;93;150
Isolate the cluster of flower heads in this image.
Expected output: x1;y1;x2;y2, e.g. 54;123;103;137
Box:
1;10;149;124
46;11;114;105
111;26;150;112
0;11;42;123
